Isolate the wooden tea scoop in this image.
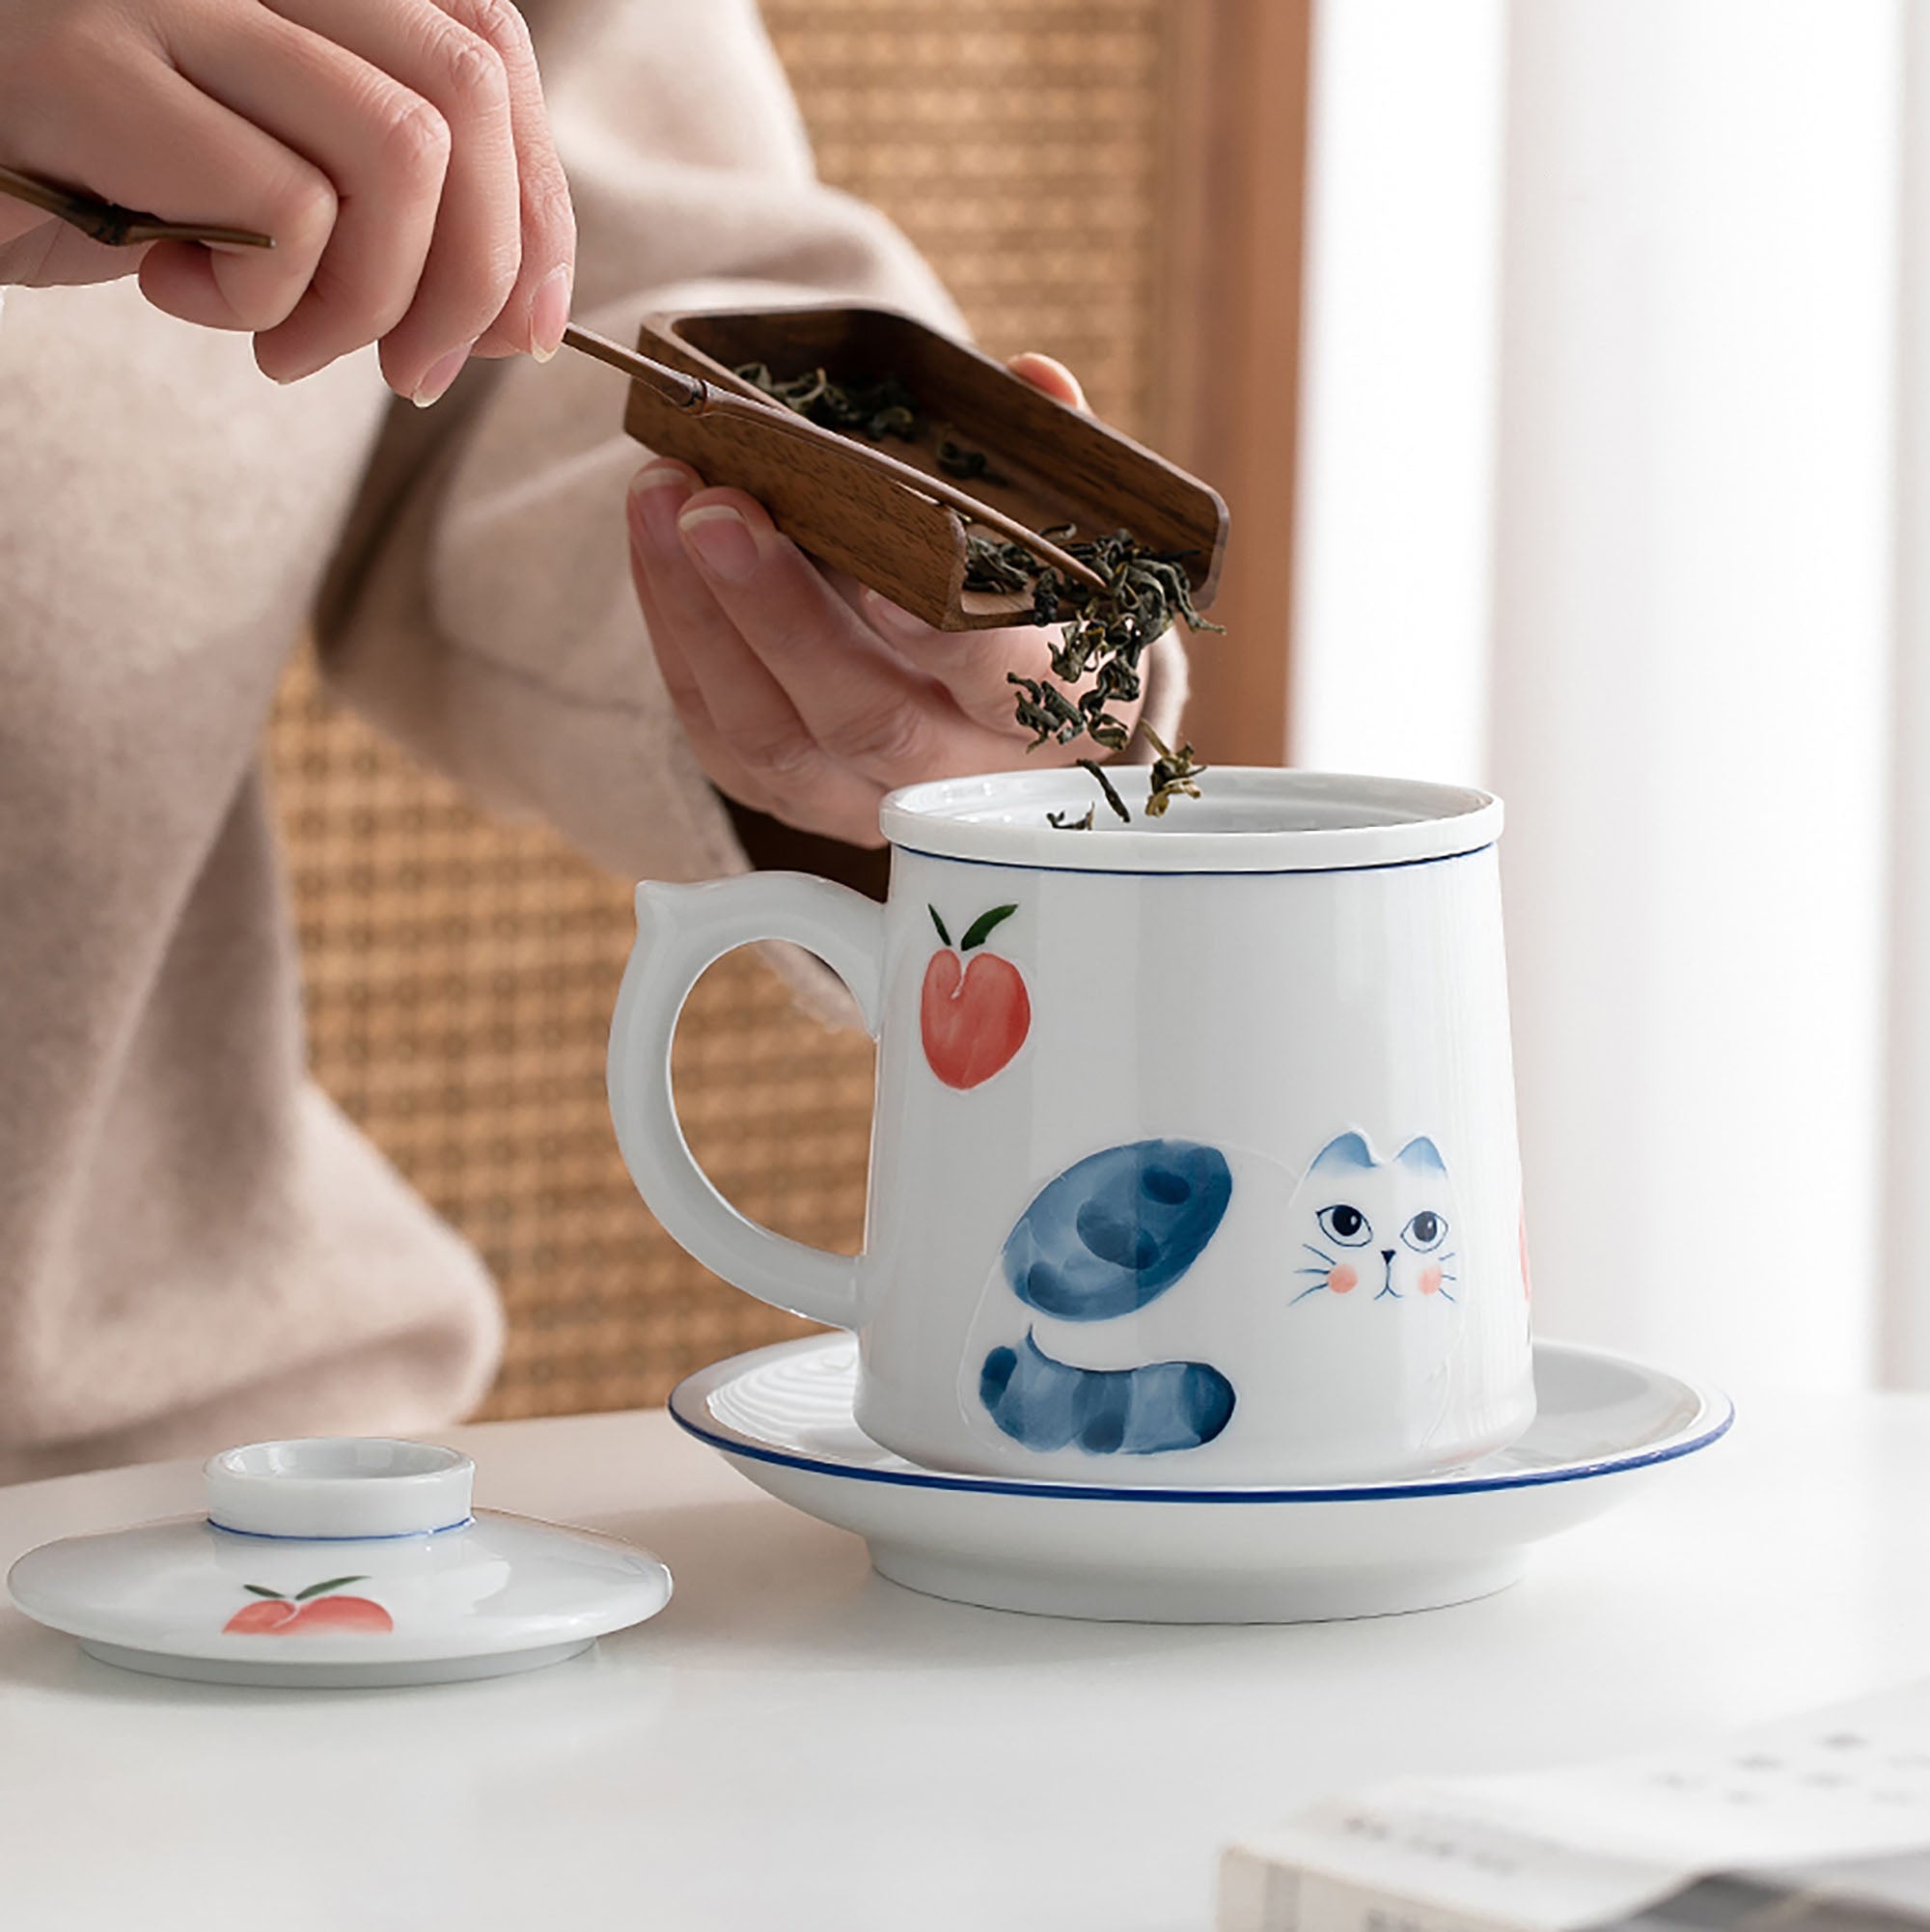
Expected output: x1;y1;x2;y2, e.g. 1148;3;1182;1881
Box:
0;164;276;251
620;304;1228;632
561;323;1108;595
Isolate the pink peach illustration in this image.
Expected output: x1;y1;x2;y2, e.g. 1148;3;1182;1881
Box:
224;1575;393;1636
922;902;1030;1090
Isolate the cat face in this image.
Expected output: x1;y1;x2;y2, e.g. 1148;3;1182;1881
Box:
1288;1132;1458;1306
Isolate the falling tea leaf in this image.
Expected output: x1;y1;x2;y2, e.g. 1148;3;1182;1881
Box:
1076;759;1132;825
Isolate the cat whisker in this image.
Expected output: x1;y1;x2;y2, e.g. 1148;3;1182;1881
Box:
1290;1283;1333;1304
1294;1265;1333;1275
1302;1243;1337;1265
1437;1287;1457;1302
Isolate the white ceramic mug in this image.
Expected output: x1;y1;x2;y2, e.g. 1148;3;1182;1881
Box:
608;768;1535;1485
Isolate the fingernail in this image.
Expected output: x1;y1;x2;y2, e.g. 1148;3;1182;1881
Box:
529;265;571;363
629;463;693;554
412;342;475;408
867;592;937;640
679;504;760;583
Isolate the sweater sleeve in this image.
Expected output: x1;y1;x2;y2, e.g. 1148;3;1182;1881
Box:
311;0;1186;892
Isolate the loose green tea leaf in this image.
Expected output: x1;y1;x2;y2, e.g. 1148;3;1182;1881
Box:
969;524;1217;798
1077;759;1132;825
1048;805;1096;831
935;428;1002;483
1006;672;1085;748
1144;728;1207;818
735;361;919;441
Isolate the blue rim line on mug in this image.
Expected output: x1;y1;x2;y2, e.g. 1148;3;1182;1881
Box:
889;841;1498;882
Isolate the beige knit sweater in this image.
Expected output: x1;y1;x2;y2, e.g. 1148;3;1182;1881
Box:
0;0;1183;1481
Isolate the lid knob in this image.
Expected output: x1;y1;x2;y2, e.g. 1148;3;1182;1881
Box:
204;1439;474;1539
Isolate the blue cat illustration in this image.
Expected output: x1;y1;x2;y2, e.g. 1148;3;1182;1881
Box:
969;1130;1465;1464
978;1139;1237;1455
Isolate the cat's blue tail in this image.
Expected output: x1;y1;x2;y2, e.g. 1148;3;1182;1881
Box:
979;1331;1235;1456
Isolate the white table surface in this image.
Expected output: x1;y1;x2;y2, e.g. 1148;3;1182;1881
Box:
0;1391;1925;1932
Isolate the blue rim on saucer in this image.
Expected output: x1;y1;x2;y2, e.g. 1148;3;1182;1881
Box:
670;1336;1733;1505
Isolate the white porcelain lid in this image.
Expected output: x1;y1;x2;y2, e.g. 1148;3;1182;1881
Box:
7;1438;672;1669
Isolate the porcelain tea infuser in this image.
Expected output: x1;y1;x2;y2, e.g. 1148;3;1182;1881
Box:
672;1335;1732;1623
7;1438;672;1687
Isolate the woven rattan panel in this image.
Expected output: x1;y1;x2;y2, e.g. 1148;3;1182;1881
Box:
272;653;854;1421
762;0;1166;434
268;0;1170;1420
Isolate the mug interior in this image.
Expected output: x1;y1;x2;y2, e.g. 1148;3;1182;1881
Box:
880;768;1501;872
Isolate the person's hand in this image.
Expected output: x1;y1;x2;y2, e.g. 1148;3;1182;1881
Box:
626;353;1142;849
0;0;574;400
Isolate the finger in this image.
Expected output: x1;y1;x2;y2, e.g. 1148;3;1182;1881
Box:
661;692;809;834
621;463;758;805
4;46;335;327
1006;350;1087;411
436;0;576;362
0;219;141;291
857;350;1102;734
0;201;46;249
630;626;824;842
676;488;1027;788
262;0;526;397
627;564;782;824
859;591;1069;737
168;8;448;382
625;464;885;842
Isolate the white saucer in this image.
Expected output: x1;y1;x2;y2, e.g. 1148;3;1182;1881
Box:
8;1439;673;1688
670;1337;1731;1623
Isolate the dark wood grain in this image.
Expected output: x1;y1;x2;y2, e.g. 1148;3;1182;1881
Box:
1150;0;1312;763
621;303;1228;632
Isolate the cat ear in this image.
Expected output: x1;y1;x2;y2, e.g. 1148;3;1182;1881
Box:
1310;1131;1375;1173
1395;1136;1446;1173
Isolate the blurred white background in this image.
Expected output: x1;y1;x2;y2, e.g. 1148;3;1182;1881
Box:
1289;0;1924;1395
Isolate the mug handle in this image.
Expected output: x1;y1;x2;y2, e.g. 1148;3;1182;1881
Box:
606;872;886;1331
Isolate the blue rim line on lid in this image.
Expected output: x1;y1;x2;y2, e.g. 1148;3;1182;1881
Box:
207;1515;476;1542
668;1362;1733;1506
